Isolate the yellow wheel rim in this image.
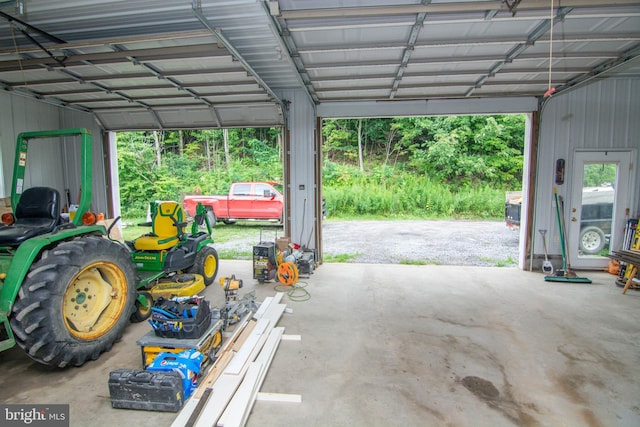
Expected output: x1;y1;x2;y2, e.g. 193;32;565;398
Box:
63;261;128;340
136;292;153;316
203;252;217;278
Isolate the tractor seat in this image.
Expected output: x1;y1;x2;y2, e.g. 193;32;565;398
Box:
0;187;61;246
134;201;186;251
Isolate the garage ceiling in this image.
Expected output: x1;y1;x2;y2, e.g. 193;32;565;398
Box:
0;0;639;129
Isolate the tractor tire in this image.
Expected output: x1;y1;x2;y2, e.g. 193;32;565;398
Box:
579;226;606;255
130;291;153;323
188;245;219;286
10;236;137;368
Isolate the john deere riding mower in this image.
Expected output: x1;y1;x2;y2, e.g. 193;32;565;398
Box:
0;128;218;368
128;200;218;321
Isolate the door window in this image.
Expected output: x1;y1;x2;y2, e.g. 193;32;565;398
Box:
232;183;251;196
254;183;274;198
578;164;616;256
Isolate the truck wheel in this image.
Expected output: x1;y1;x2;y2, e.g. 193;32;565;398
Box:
198;209;216;229
579;226;606;255
188;245;219;286
10;236;136;367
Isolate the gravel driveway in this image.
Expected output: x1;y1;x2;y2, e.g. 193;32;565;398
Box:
322;220;519;266
215;220;520;267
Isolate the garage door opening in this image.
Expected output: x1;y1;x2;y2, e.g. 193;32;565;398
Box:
320;114;527;267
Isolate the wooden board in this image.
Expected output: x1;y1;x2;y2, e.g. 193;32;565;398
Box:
172;296;288;427
256;392;302;403
218;327;285;427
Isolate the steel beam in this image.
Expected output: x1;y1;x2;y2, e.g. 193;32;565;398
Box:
304;52;617;71
296;33;640;54
192;2;285;110
279;1;640;20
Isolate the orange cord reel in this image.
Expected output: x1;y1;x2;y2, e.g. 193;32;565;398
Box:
277;261;299;286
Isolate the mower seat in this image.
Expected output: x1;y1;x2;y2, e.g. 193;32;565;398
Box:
134;201;186;251
0;187;61;246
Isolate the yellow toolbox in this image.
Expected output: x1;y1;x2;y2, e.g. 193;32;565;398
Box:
136;318;223;368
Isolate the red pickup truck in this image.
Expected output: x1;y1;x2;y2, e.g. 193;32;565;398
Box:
183;182;283;226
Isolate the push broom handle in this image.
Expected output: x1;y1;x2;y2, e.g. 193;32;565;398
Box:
554;188;568;272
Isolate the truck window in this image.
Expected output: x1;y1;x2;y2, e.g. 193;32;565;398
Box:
254;183;274;197
233;183;251;196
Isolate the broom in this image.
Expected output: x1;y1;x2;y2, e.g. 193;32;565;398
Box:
545;188;592;283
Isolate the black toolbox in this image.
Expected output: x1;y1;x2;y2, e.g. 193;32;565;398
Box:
150;297;211;339
108;369;184;412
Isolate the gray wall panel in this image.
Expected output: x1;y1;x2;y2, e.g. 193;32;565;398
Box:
534;77;640;267
60;109;109;215
1;92;60;197
0;91;108;215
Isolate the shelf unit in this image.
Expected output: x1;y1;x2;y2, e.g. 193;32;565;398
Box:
616;218;639;288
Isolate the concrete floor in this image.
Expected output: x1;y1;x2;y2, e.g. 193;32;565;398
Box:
1;260;639;427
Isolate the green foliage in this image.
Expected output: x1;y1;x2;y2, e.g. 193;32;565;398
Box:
116;129;282;217
323;114;525;186
116;114;525;220
583;163;616;187
117;133;159;216
322;163;505;219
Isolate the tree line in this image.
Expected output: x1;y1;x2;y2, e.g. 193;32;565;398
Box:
117;115;525;218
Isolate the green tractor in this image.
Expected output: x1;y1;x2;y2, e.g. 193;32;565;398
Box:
0;128;218;368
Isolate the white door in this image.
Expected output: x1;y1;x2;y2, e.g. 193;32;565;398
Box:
568;151;633;269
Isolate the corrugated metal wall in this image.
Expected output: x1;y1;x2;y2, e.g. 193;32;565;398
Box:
0;91;109;214
533;77;640;267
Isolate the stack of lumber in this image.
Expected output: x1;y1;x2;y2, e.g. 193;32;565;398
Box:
171;293;299;427
609;249;640;265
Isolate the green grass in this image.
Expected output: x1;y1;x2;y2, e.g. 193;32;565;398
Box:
323;253;360;263
119;219;149;241
399;258;442;265
399;259;427;265
213;223;282;244
216;249;252;260
119;217;282;243
479;256;517;267
119;219;279;261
